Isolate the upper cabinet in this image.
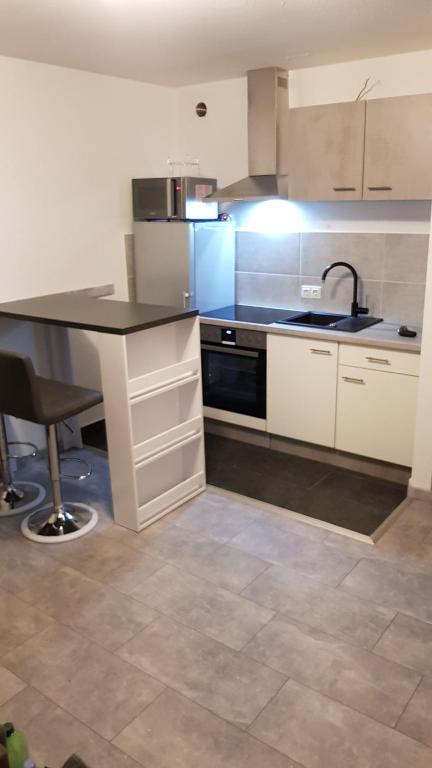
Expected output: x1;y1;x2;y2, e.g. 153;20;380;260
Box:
287;101;365;201
363;94;432;200
287;93;432;201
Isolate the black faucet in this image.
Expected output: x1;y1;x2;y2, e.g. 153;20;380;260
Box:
321;261;369;318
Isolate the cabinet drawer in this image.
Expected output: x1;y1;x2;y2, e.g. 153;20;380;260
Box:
267;334;338;447
339;344;419;376
336;366;418;466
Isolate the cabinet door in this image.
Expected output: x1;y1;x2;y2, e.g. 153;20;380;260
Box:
363;94;432;200
336;366;418;466
267;335;338;447
287;101;365;201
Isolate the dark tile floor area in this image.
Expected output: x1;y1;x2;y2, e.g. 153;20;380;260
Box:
205;433;407;536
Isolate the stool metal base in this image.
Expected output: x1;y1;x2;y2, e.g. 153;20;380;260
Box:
21;502;98;543
0;481;46;517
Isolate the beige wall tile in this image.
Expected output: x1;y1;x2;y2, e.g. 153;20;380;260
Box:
236;273;300;309
301;233;386;280
383;234;429;283
382;282;425;325
237;232;300;274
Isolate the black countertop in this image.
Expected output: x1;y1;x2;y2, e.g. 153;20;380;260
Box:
0;293;198;335
200;304;299;324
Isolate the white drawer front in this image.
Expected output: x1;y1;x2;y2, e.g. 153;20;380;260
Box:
339;344;419;376
336;365;418;466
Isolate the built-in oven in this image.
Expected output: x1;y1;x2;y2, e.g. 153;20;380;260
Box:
200;325;266;419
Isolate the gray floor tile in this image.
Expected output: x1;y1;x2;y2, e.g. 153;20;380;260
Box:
134;524;220;562
250;678;432;768
114;688;302;768
92;551;165;595
176;491;260;542
244;617;420;725
377;499;432;566
118;615;286;728
174;542;270;593
2;623;164;740
130;564;273;650
0;538;57;595
0;587;54;656
23;700;142;768
47;534;135;582
230;519;358;586
0;686;57;728
397;676;432;748
242;566;395;649
374;612;432;674
340;558;432;622
0;665;26;706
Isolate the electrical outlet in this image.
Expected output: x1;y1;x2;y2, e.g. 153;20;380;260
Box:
301;284;321;299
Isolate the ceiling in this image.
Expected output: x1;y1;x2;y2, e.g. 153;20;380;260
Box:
0;0;431;87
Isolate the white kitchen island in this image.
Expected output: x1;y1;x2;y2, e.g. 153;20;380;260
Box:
0;294;205;531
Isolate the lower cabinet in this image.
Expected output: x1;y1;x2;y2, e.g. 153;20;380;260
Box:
267;334;419;466
335;365;418;466
267;335;338;447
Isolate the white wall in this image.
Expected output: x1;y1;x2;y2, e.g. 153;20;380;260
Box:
175;76;248;189
0;55;176;303
0;55;176;446
289;49;432;107
410;217;432;492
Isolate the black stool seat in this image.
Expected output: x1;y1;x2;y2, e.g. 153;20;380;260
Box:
0;348;102;541
0;349;102;425
34;377;102;425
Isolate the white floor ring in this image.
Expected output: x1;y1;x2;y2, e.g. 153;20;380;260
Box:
21;502;98;543
0;481;46;517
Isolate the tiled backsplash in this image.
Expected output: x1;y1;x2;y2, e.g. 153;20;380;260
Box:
236;232;429;325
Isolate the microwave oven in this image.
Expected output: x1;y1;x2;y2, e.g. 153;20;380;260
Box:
132;177;218;221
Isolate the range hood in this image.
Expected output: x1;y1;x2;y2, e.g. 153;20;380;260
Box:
208;67;289;202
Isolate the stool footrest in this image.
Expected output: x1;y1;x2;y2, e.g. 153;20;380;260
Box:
7;441;38;460
60;456;92;481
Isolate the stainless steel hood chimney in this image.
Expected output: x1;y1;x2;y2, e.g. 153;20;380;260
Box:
208;67;289;202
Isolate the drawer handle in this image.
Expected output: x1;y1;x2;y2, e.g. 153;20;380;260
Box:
366;357;390;365
310;348;332;355
367;186;392;191
342;376;365;384
333;187;356;192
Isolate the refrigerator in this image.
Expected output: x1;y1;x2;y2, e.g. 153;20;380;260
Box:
134;221;235;311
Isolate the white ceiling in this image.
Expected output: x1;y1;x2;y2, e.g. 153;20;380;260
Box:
0;0;431;87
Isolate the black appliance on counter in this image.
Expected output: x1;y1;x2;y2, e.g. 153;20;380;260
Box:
200;323;267;419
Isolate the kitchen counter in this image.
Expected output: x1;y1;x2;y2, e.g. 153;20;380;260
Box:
200;313;422;353
0;293;198;335
0;292;204;531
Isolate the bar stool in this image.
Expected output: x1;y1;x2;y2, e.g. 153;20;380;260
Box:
0;349;103;542
0;413;46;517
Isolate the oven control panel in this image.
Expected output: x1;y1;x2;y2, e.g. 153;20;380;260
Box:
221;328;236;345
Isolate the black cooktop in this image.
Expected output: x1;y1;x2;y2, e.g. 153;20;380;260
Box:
200;304;299;325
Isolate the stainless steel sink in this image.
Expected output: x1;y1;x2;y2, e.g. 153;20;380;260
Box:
277;311;383;333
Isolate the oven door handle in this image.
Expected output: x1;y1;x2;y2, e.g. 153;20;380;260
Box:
201;343;260;359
